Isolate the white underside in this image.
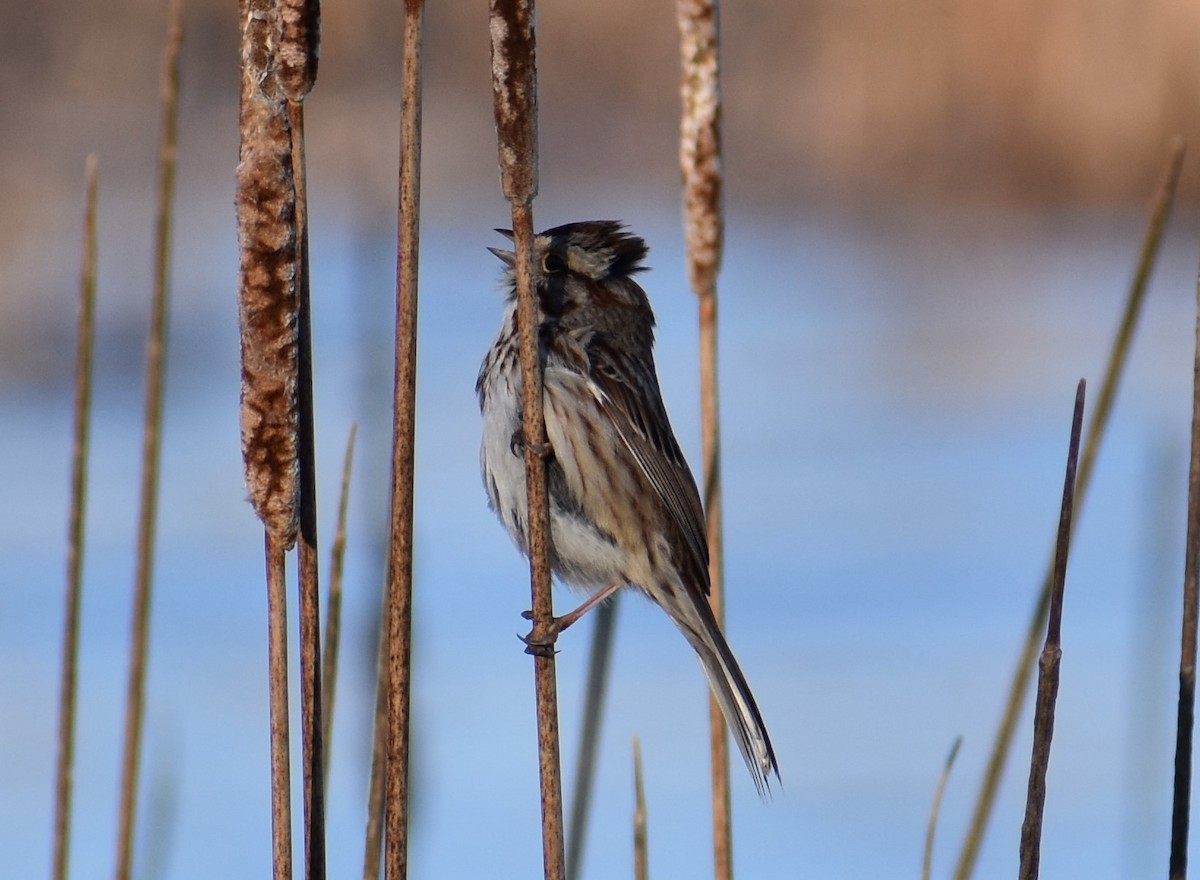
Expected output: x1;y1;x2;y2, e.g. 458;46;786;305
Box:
479;358;627;594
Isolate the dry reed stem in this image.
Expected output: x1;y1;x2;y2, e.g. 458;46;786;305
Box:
1017;381;1085;880
238;0;300;548
52;156;98;880
633;737;648;880
952;138;1186;880
289;93;327;880
565;599;619;880
113;9;181;879
922;737;962;880
363;577;391;880
489;3;565;879
677;0;733;874
266;531;295;880
1168;259;1200;878
322;422;357;783
383;3;423;878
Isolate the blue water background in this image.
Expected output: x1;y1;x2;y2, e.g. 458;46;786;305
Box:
3;197;1199;878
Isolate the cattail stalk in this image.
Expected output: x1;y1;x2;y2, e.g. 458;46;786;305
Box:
383;2;423;878
488;2;565;879
237;0;301;875
677;0;731;876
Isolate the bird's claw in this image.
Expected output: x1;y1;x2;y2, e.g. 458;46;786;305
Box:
510;430;552;460
519;609;564;657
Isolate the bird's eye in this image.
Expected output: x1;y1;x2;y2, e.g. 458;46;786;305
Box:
542;252;566;274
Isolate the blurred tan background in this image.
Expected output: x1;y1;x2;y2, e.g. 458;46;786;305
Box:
4;0;1200;377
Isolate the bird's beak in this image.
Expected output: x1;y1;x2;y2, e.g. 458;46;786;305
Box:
489;229;516;265
487;246;516;267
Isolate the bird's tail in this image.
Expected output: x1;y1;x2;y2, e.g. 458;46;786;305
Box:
675;597;780;796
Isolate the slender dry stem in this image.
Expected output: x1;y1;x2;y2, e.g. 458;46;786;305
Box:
363;578;391;880
952;138;1186;880
566;599;619;880
266;531;295;880
677;0;732;874
489;3;565;879
1168;256;1200;879
322;422;357;782
633;737;648;880
52;156;99;880
922;737;962;880
290;92;327;880
113;9;181;879
1017;380;1085;880
383;3;423;878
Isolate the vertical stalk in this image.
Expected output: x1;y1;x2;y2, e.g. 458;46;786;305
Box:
265;533;295;880
1168;259;1200;879
113;8;181;878
277;0;325;868
384;2;423;878
237;0;303;872
363;577;391;880
633;737;649;880
566;599;619;880
1017;381;1085;879
488;3;564;878
677;0;730;876
52;155;99;880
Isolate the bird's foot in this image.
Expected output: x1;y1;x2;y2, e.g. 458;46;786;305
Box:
509;429;552;460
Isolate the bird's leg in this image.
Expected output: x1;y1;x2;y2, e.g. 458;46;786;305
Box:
520;581;624;656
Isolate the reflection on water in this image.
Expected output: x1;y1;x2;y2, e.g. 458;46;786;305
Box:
2;205;1197;878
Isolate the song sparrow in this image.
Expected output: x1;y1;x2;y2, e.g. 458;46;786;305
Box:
476;220;779;794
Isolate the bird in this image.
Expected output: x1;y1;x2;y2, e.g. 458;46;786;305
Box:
476;220;779;794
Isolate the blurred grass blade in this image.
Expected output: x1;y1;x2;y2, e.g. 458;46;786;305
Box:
322;422;357;785
566;598;619;880
922;737;962;880
633;737;648;880
113;7;182;878
363;575;391;880
52;155;98;880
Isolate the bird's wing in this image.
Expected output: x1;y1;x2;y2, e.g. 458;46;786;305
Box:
584;336;711;592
